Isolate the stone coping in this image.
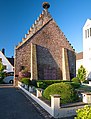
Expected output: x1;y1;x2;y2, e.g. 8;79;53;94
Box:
81;92;91;95
36;88;44;91
61;102;87;108
50;94;60;98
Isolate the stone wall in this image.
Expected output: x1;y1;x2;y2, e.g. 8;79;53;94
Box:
15;41;31;76
15;19;76;80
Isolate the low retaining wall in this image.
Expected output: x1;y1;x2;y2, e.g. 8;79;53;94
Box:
18;83;52;115
18;81;86;118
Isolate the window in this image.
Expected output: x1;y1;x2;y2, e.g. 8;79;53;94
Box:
90;28;91;36
85;29;91;38
85;30;87;38
87;29;89;37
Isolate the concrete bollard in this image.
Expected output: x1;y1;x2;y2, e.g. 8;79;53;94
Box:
36;88;43;98
29;86;33;92
25;85;28;90
50;94;60;118
89;81;91;86
82;92;91;103
18;81;22;86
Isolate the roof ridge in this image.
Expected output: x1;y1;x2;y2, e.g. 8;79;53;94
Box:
16;9;52;49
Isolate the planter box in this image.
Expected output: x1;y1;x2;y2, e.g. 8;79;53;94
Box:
29;86;34;92
25;85;29;90
89;81;91;86
21;83;25;88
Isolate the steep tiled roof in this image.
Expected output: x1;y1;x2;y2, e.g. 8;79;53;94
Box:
7;57;14;66
76;52;83;60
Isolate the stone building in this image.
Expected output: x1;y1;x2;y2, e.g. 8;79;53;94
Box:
15;2;76;81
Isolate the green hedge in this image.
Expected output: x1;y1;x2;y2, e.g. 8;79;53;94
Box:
37;80;71;89
71;82;81;89
72;77;81;84
20;78;31;85
37;82;47;89
43;82;78;104
83;80;89;84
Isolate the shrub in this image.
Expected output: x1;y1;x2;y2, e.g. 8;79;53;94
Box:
83;80;89;84
72;77;81;84
36;80;71;89
37;80;61;85
0;61;6;80
19;69;31;78
77;65;86;82
64;82;81;89
31;80;37;87
20;78;31;85
37;82;47;89
75;105;91;119
70;82;81;89
43;82;78;104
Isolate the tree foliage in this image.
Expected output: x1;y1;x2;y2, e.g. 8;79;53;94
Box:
0;61;5;71
77;65;86;82
0;61;5;79
20;78;31;85
75;105;91;119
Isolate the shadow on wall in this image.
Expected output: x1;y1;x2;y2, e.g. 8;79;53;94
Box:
36;45;62;80
67;49;76;79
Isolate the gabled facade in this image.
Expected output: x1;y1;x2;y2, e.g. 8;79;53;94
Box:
0;51;14;72
83;19;91;79
76;19;91;79
15;2;76;81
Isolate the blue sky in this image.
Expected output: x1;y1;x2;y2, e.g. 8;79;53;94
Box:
0;0;91;57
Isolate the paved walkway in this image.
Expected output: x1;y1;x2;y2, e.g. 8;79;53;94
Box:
0;86;45;119
0;85;75;119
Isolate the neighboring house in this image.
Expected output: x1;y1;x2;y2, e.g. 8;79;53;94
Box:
0;49;14;73
76;52;83;74
15;2;76;81
76;19;91;79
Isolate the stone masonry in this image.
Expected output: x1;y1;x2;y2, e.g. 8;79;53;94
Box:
15;2;76;81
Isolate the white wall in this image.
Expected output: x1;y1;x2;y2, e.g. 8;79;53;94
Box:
18;82;85;118
83;19;91;79
0;51;14;72
76;59;83;74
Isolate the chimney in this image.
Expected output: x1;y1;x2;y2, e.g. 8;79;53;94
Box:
2;48;5;55
42;2;50;13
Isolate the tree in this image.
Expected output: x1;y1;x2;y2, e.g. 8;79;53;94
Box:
77;65;86;82
0;61;5;79
43;82;78;104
